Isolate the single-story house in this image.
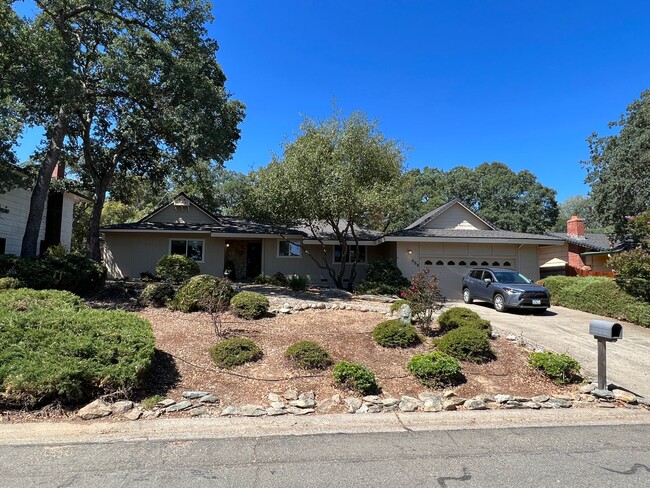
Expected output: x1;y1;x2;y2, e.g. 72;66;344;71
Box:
539;215;623;277
101;194;565;298
0;164;88;256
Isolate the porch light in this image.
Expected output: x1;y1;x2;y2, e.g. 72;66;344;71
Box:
226;243;230;248
408;249;412;255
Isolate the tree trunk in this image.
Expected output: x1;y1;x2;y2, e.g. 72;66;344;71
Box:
21;107;69;257
86;178;110;262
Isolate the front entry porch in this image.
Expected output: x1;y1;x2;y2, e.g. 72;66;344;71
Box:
224;239;262;280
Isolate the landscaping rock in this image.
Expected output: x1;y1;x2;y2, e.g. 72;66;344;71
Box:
78;400;113;420
399;396;420;412
637;397;650;406
268;392;283;403
111;400;134;414
597;402;616;408
284;389;299;401
182;391;210;399
382;397;400;407
592;389;614;399
316;399;337;413
270;401;285;410
299;391;315;401
442;400;457;411
448;397;467;407
442;390;456;399
366;403;383;413
189;406;207;417
514;396;531;402
612;389;637;404
266;407;287;416
506;334;517;341
331;394;342;403
345;397;362;413
494;394;513;403
355;404;370;414
240;404;266;417
579;384;596;394
220;406;241;416
545;398;572;409
363;395;382;404
142;410;161;419
286;406;314;415
165;400;193;412
124;408;142;421
475;394;496;403
289;398;316;409
157;399;176;408
464;399;487;410
531;395;550;403
423;397;443;412
199;394;219;404
523;401;541;410
505;400;524;408
490;331;500;339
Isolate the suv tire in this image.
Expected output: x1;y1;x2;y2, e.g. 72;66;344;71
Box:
462;288;473;304
493;293;506;313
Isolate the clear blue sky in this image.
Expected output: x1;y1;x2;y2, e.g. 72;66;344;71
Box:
13;1;650;203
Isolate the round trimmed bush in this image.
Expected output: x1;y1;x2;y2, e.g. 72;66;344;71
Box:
171;275;235;313
529;351;581;384
407;351;464;388
0;289;154;407
156;254;200;284
0;277;23;290
284;341;332;370
436;326;494;363
332;361;380;395
438;307;482;332
372;320;421;348
140;282;175;308
210;337;263;369
230;291;269;319
354;258;410;295
268;272;289;287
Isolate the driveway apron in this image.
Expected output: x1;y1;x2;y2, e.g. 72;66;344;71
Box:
455;302;650;399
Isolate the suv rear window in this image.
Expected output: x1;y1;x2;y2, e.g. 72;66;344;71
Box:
469;270;482;279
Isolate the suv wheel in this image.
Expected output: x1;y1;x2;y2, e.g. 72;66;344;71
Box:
493;293;506;312
462;288;473;304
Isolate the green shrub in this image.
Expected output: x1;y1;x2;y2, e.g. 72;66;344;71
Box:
529;351;581;384
230;291;269;319
140;394;163;410
389;299;409;313
436;326;494;363
542;276;650;327
0;277;23;290
210;337;263;369
332;361;380;395
407;351;464;388
140;282;176;307
268;272;289;287
0;254;106;295
284;341;333;370
156;254;200;284
171;274;235;313
372;319;421;348
609;248;650;302
354;258;410;295
0;289;154;407
400;268;446;328
253;274;269;284
288;274;309;291
438;307;492;334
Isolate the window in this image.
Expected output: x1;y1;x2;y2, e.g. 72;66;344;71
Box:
334;245;366;263
0;237;5;255
424;260;433;265
170;239;204;262
459;261;467;266
447;260;455;265
481;261;489;266
278;240;301;257
469;270;482;279
503;261;511;267
470;261;477;266
492;261;500;266
436;260;444;265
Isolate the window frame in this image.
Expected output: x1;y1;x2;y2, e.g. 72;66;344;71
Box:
277;240;302;258
169;238;205;263
333;245;367;264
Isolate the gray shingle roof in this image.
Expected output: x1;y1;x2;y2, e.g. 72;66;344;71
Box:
546;232;620;252
101;218;307;236
388;228;562;242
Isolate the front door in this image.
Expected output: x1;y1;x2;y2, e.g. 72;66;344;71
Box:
246;242;262;278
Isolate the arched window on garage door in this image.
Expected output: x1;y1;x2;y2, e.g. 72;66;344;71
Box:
447;260;455;265
481;261;489;266
424;260;433;265
470;261;477;266
503;261;511;267
459;260;467;266
436;260;444;265
492;261;500;266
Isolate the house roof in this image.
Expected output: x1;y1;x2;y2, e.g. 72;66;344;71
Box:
385;228;564;244
405;199;496;230
297;221;383;243
546;232;622;252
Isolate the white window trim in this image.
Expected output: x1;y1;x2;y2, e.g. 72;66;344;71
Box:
277;240;302;258
169;238;205;263
333;245;367;264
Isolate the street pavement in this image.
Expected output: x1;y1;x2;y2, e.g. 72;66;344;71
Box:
456;301;650;398
1;414;648;487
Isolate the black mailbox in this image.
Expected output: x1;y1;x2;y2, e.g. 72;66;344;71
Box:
589;320;623;341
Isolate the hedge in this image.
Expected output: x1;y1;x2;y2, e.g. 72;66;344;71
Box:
541;276;650;327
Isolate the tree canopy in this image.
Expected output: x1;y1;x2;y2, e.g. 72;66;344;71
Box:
243;111;405;289
584;89;650;238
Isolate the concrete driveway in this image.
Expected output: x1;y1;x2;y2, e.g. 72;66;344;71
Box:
453;301;650;399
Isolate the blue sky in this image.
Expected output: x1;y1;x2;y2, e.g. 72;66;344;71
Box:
13;1;650;202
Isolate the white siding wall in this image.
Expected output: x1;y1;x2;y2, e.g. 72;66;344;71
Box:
0;187;47;255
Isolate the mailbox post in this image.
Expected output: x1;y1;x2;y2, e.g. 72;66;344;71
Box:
588;320;623;390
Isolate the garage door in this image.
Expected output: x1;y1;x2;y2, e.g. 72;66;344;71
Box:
421;258;516;300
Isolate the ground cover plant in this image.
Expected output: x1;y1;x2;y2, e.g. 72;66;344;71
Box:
156;254;200;284
140;282;176;307
284;341;333;370
0;289;155;407
171;274;235;313
542;276;650;327
355;259;410;295
210;337;263;369
407;351;464;388
528;352;581;384
436;326;494;363
332;361;380;395
230;291;269;319
372;319;421;348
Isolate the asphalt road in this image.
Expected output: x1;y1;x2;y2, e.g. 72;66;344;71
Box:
1;421;648;487
458;301;650;398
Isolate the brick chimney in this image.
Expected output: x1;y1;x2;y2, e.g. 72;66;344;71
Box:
52;162;65;180
567;215;585;238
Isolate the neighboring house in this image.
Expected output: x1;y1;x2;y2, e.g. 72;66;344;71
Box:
101;195;564;299
0;165;88;256
540;215;623;277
